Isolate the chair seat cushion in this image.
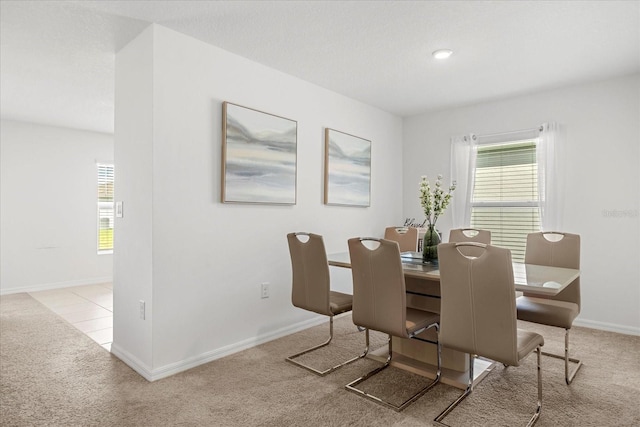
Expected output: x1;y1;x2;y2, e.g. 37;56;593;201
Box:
516;328;545;365
516;296;579;329
329;291;353;315
406;308;440;336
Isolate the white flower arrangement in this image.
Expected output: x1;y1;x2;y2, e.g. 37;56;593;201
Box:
419;174;456;228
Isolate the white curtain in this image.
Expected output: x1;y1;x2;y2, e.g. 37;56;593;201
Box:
451;125;561;232
537;122;562;231
450;134;477;229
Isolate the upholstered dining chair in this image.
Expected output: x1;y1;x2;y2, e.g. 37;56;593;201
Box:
448;228;491;257
435;242;544;427
346;237;441;411
286;232;368;376
448;228;491;244
384;226;419;252
517;231;582;385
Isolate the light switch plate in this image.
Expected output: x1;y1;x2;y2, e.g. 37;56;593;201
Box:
116;201;123;218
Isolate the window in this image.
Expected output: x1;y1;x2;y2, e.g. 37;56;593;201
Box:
470;140;540;262
97;163;114;253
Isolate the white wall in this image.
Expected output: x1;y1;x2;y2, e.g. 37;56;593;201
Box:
112;26;155;371
403;74;640;335
113;25;403;379
0;119;113;293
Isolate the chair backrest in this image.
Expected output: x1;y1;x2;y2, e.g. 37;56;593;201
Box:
348;237;409;338
438;242;519;366
448;228;491;244
524;232;580;307
287;232;332;316
448;228;491;257
384;227;419;252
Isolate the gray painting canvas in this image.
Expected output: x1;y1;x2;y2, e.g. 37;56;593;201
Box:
324;129;371;207
223;103;297;204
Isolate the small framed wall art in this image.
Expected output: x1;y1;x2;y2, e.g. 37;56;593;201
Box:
222;102;297;204
324;128;371;207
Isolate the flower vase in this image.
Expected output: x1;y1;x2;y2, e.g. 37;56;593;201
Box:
422;225;441;263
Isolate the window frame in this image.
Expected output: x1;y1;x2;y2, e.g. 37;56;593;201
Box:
469;138;541;262
97;163;114;255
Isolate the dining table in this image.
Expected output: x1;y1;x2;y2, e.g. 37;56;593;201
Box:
327;250;581;389
328;251;580;296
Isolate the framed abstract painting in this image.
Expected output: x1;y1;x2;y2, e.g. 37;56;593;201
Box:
324;128;371;207
222;102;297;204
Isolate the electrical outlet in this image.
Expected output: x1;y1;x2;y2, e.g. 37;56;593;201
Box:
261;283;270;299
139;300;146;320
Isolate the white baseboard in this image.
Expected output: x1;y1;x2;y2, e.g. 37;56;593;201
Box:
0;277;113;295
119;312;635;382
109;343;154;381
573;318;640;336
111;314;329;382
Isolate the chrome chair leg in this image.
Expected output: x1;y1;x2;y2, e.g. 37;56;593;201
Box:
346;323;441;412
434;347;543;427
527;347;542;427
433;352;475;427
286;316;369;376
541;328;582;385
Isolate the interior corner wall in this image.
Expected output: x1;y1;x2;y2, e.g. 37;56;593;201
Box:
0;119;113;294
114;24;403;378
112;25;154;373
402;74;640;335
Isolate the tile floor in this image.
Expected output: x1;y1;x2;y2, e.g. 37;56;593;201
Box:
29;283;113;351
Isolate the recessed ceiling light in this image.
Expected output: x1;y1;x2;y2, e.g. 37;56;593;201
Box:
432;49;453;59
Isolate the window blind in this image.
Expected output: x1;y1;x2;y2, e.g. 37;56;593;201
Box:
471;141;540;262
97;164;114;253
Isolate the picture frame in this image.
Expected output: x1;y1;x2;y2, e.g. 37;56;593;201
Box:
222;102;297;204
324;128;371;207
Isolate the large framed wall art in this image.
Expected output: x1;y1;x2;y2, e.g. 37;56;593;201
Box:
222;102;297;204
324;128;371;207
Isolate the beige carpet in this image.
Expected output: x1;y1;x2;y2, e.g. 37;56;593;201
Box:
1;293;639;426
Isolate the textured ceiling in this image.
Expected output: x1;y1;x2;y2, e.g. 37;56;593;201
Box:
1;0;639;134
